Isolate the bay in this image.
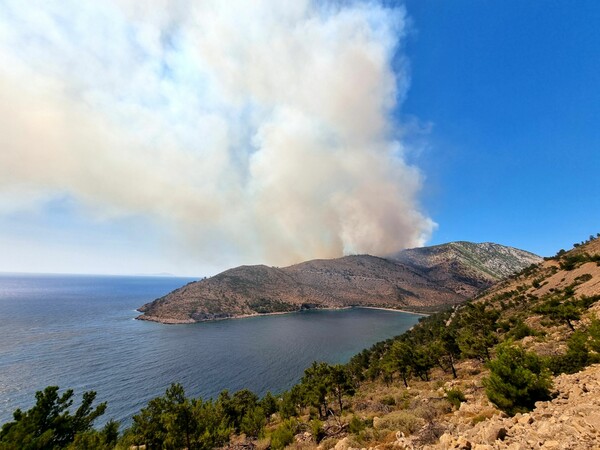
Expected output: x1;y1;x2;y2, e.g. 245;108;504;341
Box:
0;273;421;425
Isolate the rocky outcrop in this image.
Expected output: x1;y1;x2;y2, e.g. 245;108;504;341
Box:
137;243;541;323
321;363;600;450
429;364;600;450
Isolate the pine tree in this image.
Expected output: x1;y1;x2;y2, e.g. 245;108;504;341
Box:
484;343;552;416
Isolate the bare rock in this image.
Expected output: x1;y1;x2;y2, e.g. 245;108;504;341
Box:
429;364;600;450
541;441;561;450
583;413;600;430
334;437;352;450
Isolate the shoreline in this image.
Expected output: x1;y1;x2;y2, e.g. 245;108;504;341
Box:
136;306;352;325
136;305;427;325
355;306;429;316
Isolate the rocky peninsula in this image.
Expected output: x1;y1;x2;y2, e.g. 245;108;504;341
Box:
137;242;540;324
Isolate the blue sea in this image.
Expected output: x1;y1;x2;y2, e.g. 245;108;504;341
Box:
0;274;421;425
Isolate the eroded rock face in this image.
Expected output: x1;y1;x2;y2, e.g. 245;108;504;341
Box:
426;364;600;450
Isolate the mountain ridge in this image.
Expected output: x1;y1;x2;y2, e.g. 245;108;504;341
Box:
137;241;541;324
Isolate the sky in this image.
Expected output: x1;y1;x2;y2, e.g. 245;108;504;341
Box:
0;1;598;276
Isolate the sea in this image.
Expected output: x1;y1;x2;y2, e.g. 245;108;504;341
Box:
0;273;421;426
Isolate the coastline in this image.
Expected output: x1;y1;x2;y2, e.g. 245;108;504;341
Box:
355;306;429;316
136;306;352;325
136;304;427;325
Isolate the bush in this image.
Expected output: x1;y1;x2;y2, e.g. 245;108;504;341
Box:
559;254;592;271
240;406;266;438
67;420;119;450
445;388;466;409
348;416;365;434
319;437;339;450
381;395;396;406
548;329;600;375
575;274;593;283
471;410;496;425
507;320;537;340
310;419;325;443
588;319;600;352
373;411;421;435
484;343;552;416
271;420;297;450
259;391;278;417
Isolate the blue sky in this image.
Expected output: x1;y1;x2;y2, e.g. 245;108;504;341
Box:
401;0;600;255
0;1;598;275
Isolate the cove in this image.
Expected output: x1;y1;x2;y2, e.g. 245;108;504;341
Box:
0;274;421;424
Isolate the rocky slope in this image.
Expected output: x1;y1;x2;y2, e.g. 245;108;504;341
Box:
432;364;600;450
391;242;541;298
318;236;600;450
330;362;600;450
137;242;540;324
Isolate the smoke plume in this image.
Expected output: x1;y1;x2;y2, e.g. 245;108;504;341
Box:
0;0;435;268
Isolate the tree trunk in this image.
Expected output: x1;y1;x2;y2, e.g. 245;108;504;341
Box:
450;356;457;379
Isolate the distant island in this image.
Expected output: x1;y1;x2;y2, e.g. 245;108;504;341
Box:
137;242;541;323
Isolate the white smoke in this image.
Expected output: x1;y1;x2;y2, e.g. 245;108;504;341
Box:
0;0;435;268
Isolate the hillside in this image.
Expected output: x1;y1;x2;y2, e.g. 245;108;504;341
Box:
316;235;600;450
392;241;541;298
137;242;540;323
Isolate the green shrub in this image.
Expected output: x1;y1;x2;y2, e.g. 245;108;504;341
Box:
67;420;120;450
588;319;600;352
534;298;581;331
484;343;552;416
446;388;466;409
507;320;537;340
259;391;278;417
270;420;297;450
240;406;266;438
348;416;365;434
574;274;593;283
311;419;325;443
559;253;592;271
319;437;339;450
548;329;600;375
279;390;298;419
381;395;396;406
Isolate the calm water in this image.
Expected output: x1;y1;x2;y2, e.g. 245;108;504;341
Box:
0;274;421;425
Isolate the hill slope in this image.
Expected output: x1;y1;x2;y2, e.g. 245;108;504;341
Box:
334;235;600;450
391;241;541;297
137;242;540;324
